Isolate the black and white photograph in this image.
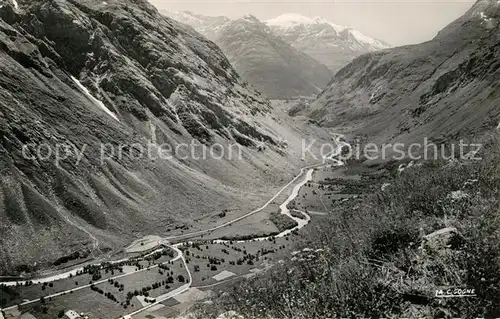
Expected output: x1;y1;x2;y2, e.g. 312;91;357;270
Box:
0;0;499;318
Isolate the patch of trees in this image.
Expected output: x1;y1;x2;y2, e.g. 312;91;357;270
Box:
90;284;104;294
41;282;54;290
235;252;258;266
207;256;224;265
123;277;176;305
14;264;36;274
158;264;170;271
108;279;125;292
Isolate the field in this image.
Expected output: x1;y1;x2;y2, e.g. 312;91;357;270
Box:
0;247;185;318
177;234;300;288
188;166;326;243
3;260;188;319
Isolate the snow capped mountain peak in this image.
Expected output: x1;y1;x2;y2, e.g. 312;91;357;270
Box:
347;28;385;48
266;13;345;32
241;14;260;22
162;10;231;40
266;13;390;51
314;18;346;33
267;13;318;27
169;10;204;24
266;13;390;72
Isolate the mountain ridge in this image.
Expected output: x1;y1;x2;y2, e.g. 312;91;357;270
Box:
164;11;391;75
164;10;333;99
267;13;391;72
309;0;500;147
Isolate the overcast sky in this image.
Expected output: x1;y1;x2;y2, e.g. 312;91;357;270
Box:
149;0;475;46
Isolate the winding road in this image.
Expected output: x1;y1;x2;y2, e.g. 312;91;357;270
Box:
1;134;349;319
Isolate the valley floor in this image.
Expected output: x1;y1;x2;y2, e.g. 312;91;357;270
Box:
5;100;496;319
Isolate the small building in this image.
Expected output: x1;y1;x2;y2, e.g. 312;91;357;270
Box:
63;310;81;319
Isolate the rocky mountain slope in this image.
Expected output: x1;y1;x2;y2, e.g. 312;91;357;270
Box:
163;12;333;99
165;10;230;41
267;13;391;73
310;0;500;146
215;15;333;99
0;0;327;275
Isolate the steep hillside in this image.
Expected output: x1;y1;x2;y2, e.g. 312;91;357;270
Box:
0;0;327;275
267;13;391;72
310;0;500;146
163;12;333;99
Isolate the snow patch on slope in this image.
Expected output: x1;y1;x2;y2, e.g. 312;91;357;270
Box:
71;76;119;122
12;0;19;9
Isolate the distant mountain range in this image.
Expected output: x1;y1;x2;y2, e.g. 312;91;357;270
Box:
267;13;391;72
211;15;333;99
164;11;391;97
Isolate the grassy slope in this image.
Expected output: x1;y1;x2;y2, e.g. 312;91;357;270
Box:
196;135;500;318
